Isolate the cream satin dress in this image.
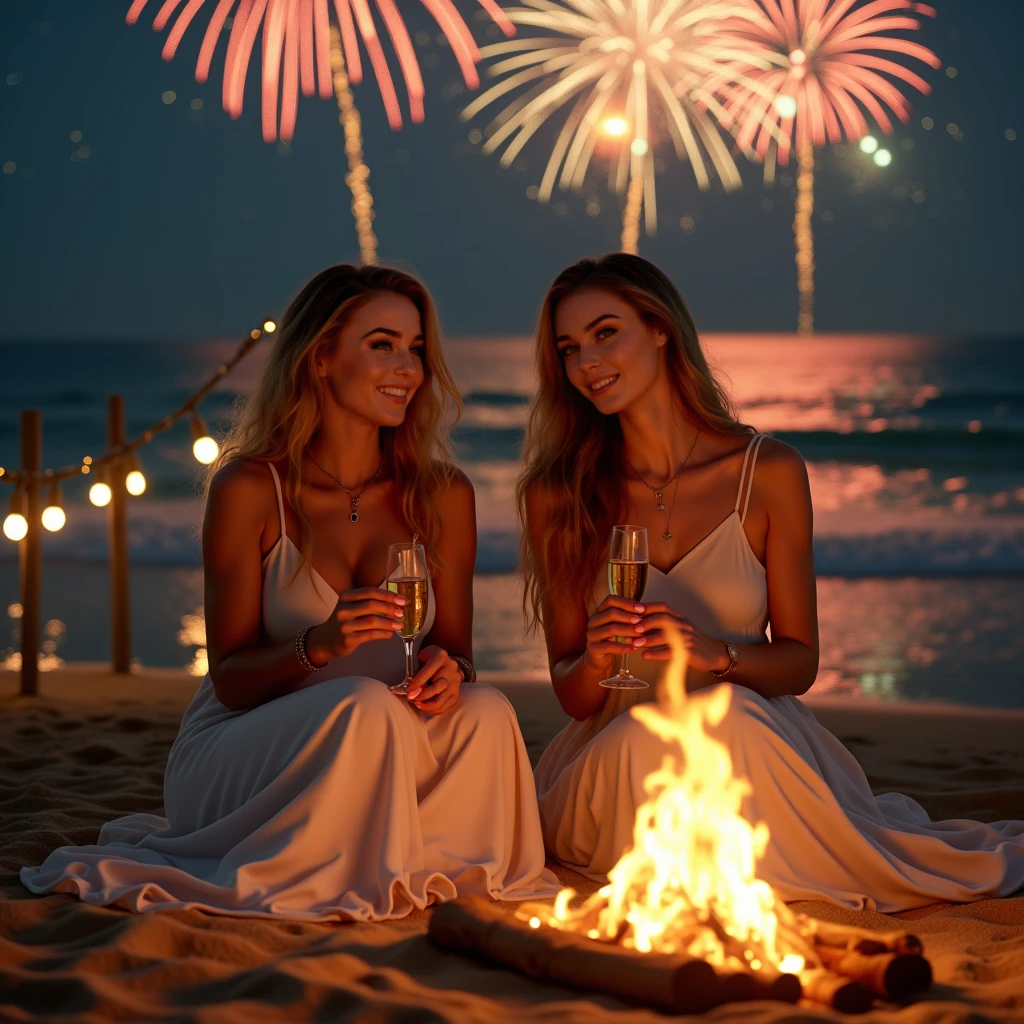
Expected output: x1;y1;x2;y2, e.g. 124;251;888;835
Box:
534;435;1024;912
23;463;560;920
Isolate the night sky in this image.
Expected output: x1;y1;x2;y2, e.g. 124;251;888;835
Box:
1;1;1021;340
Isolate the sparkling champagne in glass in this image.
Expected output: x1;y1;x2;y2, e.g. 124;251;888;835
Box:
600;525;650;689
385;542;429;694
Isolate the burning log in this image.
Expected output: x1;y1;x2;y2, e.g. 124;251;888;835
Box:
427;896;801;1014
801;969;875;1013
815;945;932;1001
426;635;932;1016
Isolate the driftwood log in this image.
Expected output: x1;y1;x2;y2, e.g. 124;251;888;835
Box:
811;920;924;957
427;896;800;1014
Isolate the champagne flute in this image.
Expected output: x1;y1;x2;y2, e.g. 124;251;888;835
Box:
385;542;429;695
600;525;650;690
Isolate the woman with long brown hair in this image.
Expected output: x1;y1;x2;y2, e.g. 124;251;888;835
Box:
23;263;557;919
522;253;1024;911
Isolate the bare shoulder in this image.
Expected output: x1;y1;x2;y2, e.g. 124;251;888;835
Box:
431;465;476;518
207;459;278;523
751;437;811;511
756;436;808;476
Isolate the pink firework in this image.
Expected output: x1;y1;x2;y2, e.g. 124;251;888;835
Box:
126;0;515;141
713;0;941;164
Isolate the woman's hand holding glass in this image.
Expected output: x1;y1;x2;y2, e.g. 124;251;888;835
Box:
582;594;649;677
405;645;462;714
635;602;730;673
305;588;406;665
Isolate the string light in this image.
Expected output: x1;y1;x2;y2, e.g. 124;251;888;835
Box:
859;136;879;155
1;321;269;542
330;26;378;266
191;412;220;465
3;489;28;542
89;466;113;507
125;455;147;496
41;480;66;532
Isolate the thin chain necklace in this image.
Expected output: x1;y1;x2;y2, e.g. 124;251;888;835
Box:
628;428;701;542
305;446;383;524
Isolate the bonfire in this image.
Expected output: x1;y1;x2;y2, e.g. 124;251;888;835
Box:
429;631;932;1013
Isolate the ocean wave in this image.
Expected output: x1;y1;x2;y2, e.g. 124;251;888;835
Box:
477;527;1024;575
6;505;1022;577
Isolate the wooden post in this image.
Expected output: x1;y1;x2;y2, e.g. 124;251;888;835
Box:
107;396;131;674
19;410;42;697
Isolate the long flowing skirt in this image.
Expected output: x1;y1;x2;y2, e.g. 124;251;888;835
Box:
534;684;1024;912
22;676;560;920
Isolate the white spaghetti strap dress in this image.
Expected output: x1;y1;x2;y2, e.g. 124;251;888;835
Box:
22;463;560;920
534;435;1024;912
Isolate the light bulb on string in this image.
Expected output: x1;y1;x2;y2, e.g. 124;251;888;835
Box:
89;465;113;507
41;480;66;532
190;411;219;465
125;454;147;496
3;488;28;542
262;318;277;333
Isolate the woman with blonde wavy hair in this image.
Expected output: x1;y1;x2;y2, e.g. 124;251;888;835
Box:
23;263;558;920
523;253;1024;911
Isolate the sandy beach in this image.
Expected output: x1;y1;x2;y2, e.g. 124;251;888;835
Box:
1;665;1023;1022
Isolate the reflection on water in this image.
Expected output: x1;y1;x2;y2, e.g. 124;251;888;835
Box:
1;566;1021;707
472;575;1024;708
815;577;1023;706
2;602;67;672
177;611;208;677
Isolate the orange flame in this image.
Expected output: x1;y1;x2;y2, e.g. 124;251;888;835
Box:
527;628;817;975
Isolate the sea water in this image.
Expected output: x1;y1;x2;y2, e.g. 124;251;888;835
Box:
1;335;1022;705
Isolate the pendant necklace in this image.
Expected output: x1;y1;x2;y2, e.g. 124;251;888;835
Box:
627;428;701;541
305;446;383;523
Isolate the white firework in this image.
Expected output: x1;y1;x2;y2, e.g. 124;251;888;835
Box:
462;0;759;244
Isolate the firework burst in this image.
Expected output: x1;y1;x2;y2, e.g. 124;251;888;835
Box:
126;0;515;141
461;0;757;253
714;0;940;164
711;0;940;331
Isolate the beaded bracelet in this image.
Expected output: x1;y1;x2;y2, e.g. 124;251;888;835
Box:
295;625;318;674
